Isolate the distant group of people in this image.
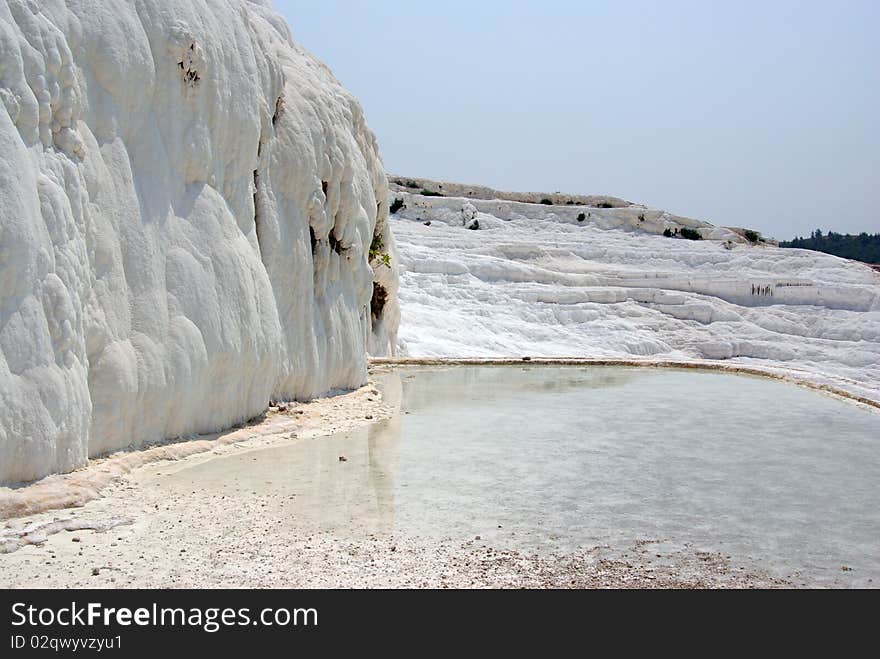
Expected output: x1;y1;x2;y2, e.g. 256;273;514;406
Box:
751;284;774;297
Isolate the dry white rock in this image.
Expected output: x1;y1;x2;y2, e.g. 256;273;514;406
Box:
0;0;398;483
391;188;880;403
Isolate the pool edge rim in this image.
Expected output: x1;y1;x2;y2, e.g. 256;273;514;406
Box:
369;357;880;411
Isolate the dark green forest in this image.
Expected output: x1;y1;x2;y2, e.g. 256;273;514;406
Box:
780;230;880;264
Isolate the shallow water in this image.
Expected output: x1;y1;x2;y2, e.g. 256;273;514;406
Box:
160;366;880;587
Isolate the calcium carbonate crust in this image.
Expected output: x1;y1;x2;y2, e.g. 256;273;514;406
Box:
0;0;398;483
391;189;880;404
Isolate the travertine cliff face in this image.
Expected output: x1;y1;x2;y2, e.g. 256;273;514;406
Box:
0;0;398;483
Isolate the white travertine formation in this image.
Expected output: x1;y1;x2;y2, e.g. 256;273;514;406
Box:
392;189;880;403
0;0;398;483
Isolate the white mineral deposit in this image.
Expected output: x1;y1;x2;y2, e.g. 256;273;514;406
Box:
0;0;877;592
0;0;398;484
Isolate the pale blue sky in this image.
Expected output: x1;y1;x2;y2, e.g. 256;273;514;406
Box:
275;1;878;239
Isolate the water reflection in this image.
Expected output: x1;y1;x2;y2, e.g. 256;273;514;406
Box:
156;373;403;536
400;365;636;413
157;366;880;587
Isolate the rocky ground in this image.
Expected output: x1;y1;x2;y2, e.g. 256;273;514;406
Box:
1;481;787;589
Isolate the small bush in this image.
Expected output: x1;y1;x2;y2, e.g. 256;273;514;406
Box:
744;229;760;243
405;180;420;189
390;198;405;214
421;189;444;197
597;202;614;209
638;213;646;222
540;199;553;205
679;227;703;241
369;233;392;267
663;228;673;238
577;213;586;222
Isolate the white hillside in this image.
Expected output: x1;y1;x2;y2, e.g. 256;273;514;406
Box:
0;0;398;484
391;187;880;403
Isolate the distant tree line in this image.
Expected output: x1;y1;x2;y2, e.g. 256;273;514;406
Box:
780;230;880;264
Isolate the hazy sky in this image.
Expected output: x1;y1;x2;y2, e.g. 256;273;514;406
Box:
275;1;878;239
